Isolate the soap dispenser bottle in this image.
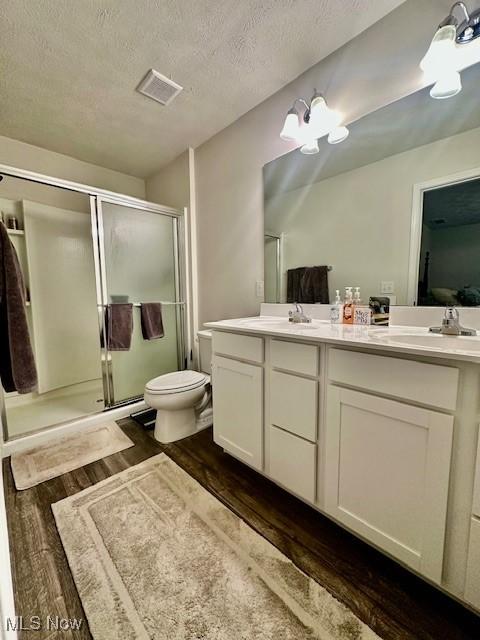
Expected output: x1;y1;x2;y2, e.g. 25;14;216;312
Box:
330;289;344;324
343;287;354;324
353;287;372;325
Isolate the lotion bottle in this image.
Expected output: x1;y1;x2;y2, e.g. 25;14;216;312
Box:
330;289;343;324
343;287;354;324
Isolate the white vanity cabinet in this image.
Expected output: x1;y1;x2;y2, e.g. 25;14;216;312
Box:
206;318;480;611
211;332;264;471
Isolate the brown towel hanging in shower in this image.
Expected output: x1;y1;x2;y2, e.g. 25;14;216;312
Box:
140;303;164;340
106;303;133;351
0;222;37;393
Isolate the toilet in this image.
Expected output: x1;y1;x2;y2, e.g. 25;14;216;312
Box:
144;330;212;443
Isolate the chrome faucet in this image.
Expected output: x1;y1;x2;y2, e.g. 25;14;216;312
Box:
429;307;476;336
288;302;312;323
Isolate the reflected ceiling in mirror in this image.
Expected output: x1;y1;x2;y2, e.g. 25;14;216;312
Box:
263;63;480;307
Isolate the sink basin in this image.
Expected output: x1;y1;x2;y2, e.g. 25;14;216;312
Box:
254;319;321;330
235;317;326;331
374;332;480;352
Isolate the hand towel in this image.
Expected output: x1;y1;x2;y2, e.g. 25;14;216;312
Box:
140;303;164;340
0;222;37;393
107;303;133;351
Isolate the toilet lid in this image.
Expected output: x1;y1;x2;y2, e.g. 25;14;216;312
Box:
145;370;207;393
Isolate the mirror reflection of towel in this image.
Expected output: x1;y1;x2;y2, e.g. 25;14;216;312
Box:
287;265;329;303
140;303;164;340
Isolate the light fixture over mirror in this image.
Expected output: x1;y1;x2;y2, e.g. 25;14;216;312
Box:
279;91;348;154
420;2;480;99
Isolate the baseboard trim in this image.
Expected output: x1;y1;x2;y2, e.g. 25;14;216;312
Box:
2;401;147;457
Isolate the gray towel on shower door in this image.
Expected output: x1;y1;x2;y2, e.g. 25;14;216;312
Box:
140;303;164;340
0;222;37;393
107;303;133;351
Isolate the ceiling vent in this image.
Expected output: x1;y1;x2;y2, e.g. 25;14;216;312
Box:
136;69;183;106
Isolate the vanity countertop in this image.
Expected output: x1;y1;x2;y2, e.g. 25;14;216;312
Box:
204;316;480;364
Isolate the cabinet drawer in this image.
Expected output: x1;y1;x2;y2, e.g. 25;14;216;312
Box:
465;517;480;609
271;339;318;376
269;426;316;502
328;348;459;411
212;331;264;364
270;371;317;441
473;430;480;518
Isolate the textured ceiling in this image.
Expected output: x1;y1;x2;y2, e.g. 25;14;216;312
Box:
0;0;404;178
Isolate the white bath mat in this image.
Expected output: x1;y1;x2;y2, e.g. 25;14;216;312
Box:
11;421;134;490
53;453;380;640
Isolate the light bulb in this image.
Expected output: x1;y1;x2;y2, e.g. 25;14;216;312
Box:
327;125;349;145
309;96;341;137
300;138;319;155
280;109;300;141
420;24;458;77
430;70;462;99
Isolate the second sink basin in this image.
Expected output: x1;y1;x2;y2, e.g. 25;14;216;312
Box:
374;332;480;352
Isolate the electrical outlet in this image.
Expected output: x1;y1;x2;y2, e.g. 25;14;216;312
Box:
381;281;394;294
255;280;264;298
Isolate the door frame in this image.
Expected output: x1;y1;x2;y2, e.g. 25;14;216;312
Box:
407;165;480;305
0;163;187;439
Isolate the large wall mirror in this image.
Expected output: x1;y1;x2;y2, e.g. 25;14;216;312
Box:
263;63;480;307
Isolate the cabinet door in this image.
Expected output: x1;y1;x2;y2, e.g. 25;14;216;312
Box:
212;356;263;470
325;386;453;582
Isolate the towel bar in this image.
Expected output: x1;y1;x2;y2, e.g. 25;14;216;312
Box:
98;302;186;307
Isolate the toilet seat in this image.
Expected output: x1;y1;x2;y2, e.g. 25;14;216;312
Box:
145;370;207;395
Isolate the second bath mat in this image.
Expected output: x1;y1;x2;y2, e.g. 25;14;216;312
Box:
11;421;134;490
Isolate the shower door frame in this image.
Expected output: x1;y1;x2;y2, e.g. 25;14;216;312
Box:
0;163;187;441
91;195;187;408
264;232;282;303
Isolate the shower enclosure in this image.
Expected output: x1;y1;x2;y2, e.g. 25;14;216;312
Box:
0;168;186;441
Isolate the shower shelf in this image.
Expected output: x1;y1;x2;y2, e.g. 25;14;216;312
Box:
7;229;25;237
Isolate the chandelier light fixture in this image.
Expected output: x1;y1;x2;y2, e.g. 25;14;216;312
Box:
279;90;349;155
420;2;480;99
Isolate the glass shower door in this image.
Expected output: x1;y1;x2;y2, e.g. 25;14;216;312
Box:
96;199;184;406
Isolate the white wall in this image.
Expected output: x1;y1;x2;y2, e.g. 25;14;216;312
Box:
194;0;455;324
146;151;190;210
146;149;199;363
0;135;145;199
265;125;480;304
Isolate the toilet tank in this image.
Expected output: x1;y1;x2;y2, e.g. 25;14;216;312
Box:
197;330;212;375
